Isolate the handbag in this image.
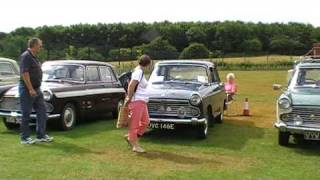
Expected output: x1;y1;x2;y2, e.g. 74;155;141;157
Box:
116;106;129;128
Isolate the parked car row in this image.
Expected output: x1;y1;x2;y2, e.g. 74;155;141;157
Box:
0;58;227;139
2;56;320;143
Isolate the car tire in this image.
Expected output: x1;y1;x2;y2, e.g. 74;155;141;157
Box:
112;100;124;119
197;118;208;139
2;118;19;130
278;131;290;146
216;112;224;124
59;103;77;131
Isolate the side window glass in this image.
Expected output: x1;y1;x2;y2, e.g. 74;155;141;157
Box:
99;66;116;82
86;67;100;82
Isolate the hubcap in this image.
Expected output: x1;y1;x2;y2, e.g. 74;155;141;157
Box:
64;107;75;128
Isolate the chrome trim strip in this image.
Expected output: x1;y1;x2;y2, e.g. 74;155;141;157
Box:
54;88;125;98
275;121;320;133
0;111;60;119
150;117;206;124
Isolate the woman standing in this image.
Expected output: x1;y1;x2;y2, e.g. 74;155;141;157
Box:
124;55;152;153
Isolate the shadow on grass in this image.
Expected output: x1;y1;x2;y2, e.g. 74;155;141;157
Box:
142;122;265;150
287;139;320;156
32;141;104;155
137;150;222;165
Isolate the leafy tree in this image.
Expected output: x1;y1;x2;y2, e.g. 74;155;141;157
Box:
179;43;210;59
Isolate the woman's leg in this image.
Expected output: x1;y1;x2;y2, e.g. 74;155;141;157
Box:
138;102;150;136
128;101;144;143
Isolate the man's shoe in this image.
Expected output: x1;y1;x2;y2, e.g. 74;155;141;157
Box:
36;135;54;143
21;137;35;145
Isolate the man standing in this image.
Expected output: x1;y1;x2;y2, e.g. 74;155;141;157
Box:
19;37;53;144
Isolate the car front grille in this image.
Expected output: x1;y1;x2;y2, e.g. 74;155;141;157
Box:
281;106;320;122
148;99;200;118
0;97;54;113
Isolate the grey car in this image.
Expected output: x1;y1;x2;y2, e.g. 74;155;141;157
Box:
147;60;226;139
0;58;19;86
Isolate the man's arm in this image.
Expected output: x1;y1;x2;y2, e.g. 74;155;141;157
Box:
124;80;138;106
22;72;37;97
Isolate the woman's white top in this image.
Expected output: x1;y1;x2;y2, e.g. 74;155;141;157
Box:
131;67;149;102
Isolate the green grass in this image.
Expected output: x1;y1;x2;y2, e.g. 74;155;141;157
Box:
1;71;320;180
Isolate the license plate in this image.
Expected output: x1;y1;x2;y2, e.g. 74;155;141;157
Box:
304;131;320;140
149;122;175;130
6;117;21;124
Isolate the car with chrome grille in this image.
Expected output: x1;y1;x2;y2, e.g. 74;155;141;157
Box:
273;57;320;146
147;60;226;138
0;60;125;130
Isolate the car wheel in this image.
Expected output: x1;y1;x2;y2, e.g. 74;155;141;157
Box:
216;112;224;124
278;131;290;146
197;118;208;139
2;118;19;130
59;103;76;131
112;100;124;119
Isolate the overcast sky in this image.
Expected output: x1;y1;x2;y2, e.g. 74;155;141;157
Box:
1;0;319;33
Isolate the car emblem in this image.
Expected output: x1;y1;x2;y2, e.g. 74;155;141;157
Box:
166;106;172;112
310;114;316;120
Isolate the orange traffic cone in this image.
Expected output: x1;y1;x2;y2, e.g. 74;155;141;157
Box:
243;98;250;116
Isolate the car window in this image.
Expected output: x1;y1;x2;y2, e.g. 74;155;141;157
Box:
42;65;84;81
151;65;209;83
296;68;320;86
99;66;116;82
86;66;100;82
211;67;221;82
0;62;16;76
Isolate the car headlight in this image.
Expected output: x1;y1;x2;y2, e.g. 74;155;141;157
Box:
43;90;53;101
190;94;201;105
278;98;291;109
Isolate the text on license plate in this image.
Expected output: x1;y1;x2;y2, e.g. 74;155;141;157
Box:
149;122;175;130
304;131;320;140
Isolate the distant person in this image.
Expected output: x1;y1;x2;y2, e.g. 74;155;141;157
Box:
123;54;152;153
19;37;53;144
225;73;237;102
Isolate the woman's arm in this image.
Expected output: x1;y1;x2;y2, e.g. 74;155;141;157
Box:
124;79;139;106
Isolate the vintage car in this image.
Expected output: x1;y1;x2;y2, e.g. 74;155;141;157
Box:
0;60;125;130
274;57;320;146
147;60;226;138
0;57;20;86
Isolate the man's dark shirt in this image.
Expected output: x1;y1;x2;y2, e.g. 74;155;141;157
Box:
19;50;42;89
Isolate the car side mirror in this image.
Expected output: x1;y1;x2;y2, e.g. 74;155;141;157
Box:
273;84;282;91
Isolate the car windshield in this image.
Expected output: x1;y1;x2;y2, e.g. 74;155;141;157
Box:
293;68;320;88
149;64;209;84
42;64;84;82
0;62;16;76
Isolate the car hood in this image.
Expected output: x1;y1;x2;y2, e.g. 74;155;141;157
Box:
3;81;76;97
288;88;320;106
148;83;206;99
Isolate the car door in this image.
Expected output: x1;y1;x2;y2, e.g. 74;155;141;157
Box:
210;67;225;114
85;66;105;113
98;65;123;112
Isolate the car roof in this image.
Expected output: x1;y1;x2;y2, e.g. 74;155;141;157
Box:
42;60;113;67
296;58;320;68
0;57;17;64
156;60;214;67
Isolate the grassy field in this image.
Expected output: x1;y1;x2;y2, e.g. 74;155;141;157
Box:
1;71;320;180
110;55;297;73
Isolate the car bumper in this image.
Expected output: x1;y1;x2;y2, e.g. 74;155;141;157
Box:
150;117;206;124
0;111;60;120
275;121;320;134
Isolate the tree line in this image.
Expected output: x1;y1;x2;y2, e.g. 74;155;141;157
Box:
0;21;319;61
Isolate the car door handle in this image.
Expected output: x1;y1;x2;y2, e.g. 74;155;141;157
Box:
102;97;110;101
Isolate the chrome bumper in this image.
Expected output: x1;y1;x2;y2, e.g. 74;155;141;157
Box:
0;111;60;119
275;121;320;133
150;117;206;124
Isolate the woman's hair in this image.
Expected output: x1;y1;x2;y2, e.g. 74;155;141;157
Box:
226;73;235;80
138;54;152;67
